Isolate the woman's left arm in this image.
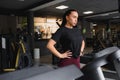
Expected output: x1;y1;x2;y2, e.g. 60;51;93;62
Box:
80;40;85;56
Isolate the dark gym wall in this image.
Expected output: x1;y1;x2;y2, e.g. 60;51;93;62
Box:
0;15;17;34
95;23;120;32
81;19;92;38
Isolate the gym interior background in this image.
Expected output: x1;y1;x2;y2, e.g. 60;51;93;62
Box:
0;0;120;80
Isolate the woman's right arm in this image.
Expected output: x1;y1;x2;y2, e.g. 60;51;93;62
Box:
47;39;72;59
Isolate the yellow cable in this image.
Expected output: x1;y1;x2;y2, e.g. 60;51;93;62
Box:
11;42;15;51
3;68;16;72
20;41;26;54
15;48;20;68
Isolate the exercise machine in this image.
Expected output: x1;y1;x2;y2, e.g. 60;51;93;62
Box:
81;46;119;63
0;65;54;80
0;34;33;72
82;49;120;80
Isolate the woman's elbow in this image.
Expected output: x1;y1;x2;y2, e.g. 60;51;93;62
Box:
46;42;50;49
82;40;85;46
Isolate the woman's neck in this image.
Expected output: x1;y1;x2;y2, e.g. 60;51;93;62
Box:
65;24;73;29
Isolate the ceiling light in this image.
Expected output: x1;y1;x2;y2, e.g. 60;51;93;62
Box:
56;5;68;10
30;0;66;11
83;11;93;14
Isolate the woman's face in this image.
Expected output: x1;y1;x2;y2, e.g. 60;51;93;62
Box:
66;11;78;27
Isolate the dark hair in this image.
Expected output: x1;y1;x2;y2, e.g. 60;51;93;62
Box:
61;9;78;27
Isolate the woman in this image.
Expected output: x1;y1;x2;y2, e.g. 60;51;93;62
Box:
47;9;85;68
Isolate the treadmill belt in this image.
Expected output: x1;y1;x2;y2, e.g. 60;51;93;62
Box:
24;65;83;80
0;65;54;80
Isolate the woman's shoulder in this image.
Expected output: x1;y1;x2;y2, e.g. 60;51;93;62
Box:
54;27;65;34
57;27;66;31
